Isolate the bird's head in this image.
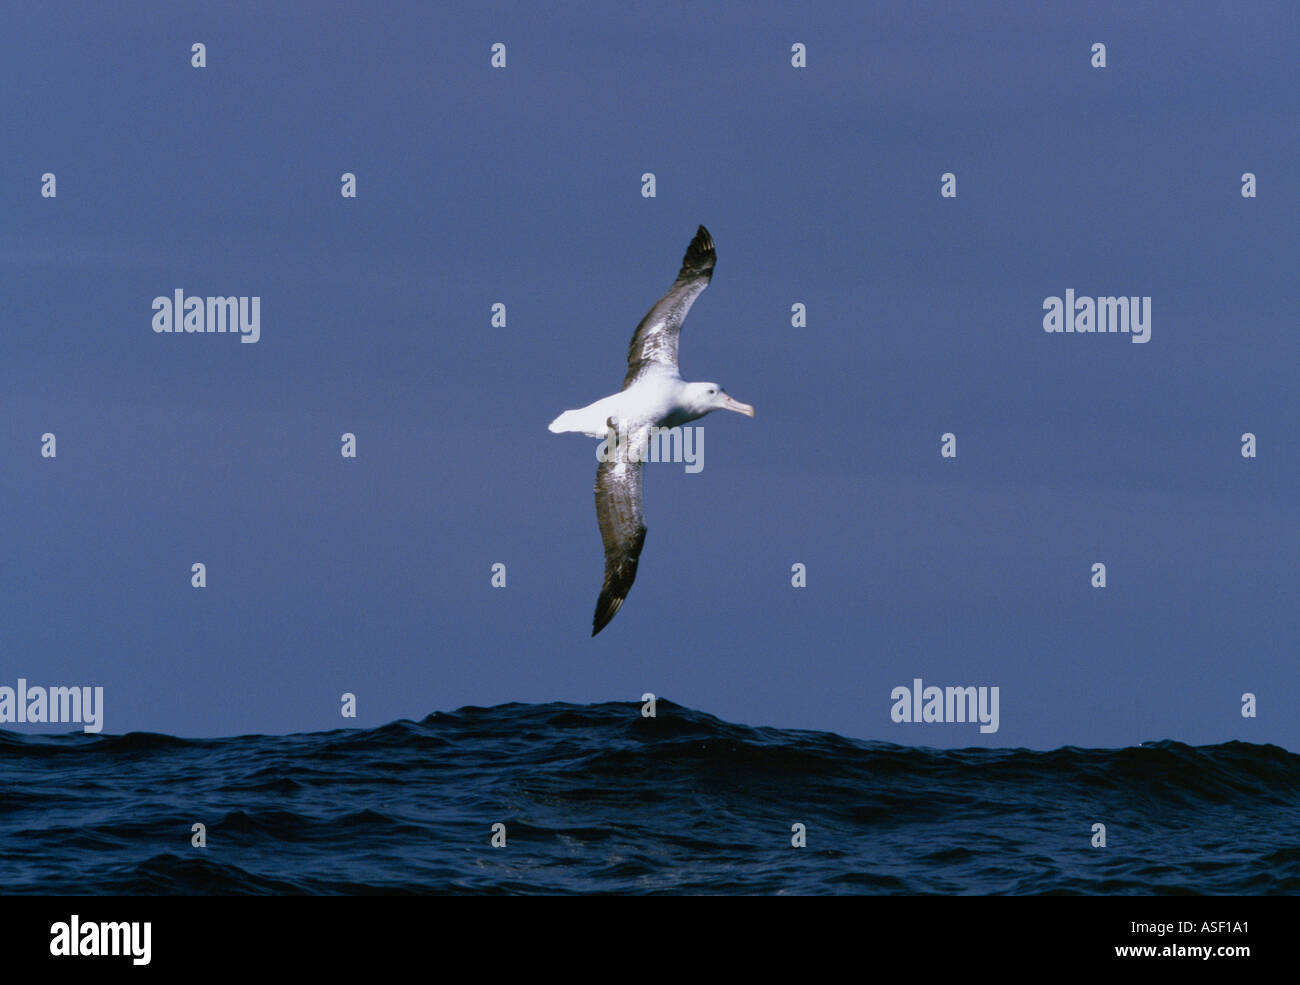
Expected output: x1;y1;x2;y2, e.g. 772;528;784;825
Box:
687;382;755;419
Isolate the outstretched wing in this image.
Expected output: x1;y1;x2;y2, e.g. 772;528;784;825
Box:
592;423;650;636
622;225;716;389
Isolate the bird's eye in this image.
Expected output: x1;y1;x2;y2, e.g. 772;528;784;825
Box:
708;388;716;395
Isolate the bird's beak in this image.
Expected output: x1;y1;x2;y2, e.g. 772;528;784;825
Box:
720;394;755;417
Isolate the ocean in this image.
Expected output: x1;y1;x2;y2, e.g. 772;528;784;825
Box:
2;700;1297;894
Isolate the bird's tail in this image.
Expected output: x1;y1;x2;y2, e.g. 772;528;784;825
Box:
548;409;585;434
549;406;609;437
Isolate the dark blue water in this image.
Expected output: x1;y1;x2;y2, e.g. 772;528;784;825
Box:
2;700;1297;894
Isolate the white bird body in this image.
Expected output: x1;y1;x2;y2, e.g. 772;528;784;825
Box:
548;225;754;635
548;372;729;438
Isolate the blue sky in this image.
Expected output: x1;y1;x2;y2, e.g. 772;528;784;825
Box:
2;1;1295;748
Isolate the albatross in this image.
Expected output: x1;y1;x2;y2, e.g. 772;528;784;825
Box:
548;225;755;635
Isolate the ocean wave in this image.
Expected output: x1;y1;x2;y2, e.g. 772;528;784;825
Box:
1;701;1296;894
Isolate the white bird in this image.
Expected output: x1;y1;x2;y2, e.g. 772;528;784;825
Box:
549;225;755;635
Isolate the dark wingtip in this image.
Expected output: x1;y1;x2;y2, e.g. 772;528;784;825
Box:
679;225;716;279
591;595;623;636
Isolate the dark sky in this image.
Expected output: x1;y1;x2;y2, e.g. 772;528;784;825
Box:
2;1;1295;748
